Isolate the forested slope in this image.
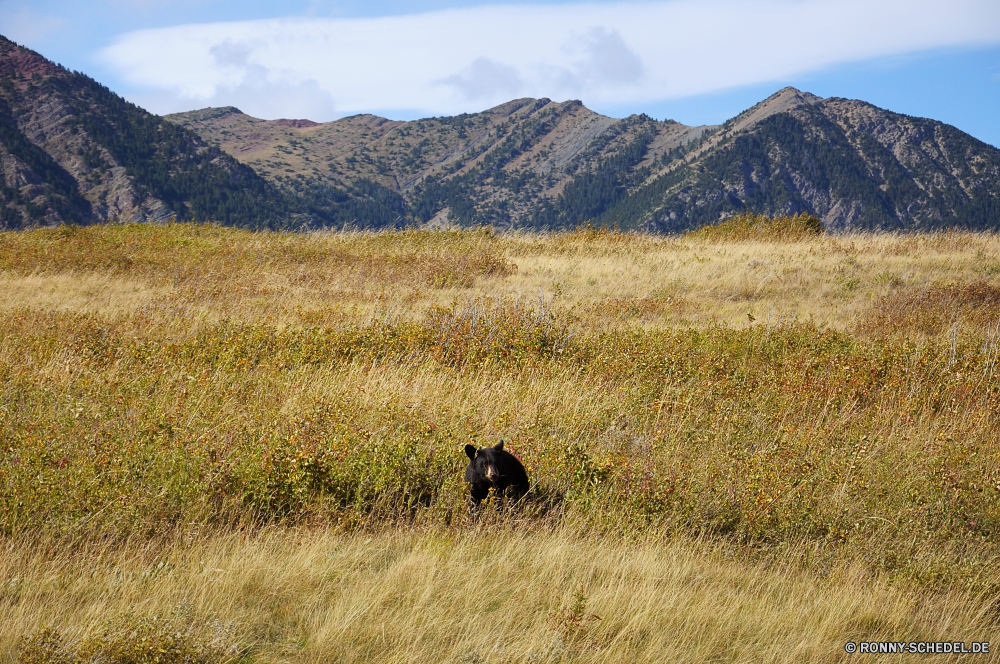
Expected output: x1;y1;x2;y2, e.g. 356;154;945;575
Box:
4;32;998;232
172;88;1000;232
0;36;294;229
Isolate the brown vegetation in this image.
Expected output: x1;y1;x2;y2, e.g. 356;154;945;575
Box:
2;223;1000;662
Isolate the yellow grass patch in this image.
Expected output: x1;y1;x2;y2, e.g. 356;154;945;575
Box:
7;529;997;663
0;273;164;317
2;223;1000;662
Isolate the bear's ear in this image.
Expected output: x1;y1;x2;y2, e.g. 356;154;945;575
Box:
494;440;504;452
464;444;477;460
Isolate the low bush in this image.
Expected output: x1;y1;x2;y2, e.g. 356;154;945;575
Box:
3;302;999;589
686;212;824;242
18;615;238;664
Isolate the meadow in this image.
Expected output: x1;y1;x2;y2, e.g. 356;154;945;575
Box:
1;217;999;662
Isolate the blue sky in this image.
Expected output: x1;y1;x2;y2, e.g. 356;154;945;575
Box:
2;0;999;147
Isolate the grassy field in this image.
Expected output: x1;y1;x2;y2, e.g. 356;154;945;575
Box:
2;218;1000;662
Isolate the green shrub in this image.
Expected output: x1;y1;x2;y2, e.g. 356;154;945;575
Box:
687;212;824;242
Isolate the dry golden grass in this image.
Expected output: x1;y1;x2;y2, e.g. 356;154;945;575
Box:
2;223;1000;663
4;528;998;664
2;224;998;338
0;273;165;316
503;230;1000;336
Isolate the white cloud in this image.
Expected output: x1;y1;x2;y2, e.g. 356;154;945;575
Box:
96;0;1000;120
437;57;526;100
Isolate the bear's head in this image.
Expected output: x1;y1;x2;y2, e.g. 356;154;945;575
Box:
464;440;505;485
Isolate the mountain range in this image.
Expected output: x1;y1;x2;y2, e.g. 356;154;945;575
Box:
2;34;999;233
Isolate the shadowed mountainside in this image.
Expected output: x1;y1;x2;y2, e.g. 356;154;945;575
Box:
168;88;1000;232
2;33;998;232
0;36;302;230
0;36;406;231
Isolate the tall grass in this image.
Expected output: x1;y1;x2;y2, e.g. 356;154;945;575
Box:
7;529;999;663
2;223;1000;662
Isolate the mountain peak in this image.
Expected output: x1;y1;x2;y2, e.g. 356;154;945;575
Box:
4;27;999;234
770;86;823;103
722;86;824;135
164;106;247;123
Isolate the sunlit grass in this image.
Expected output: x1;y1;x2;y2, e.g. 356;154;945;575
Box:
2;222;1000;662
8;528;999;664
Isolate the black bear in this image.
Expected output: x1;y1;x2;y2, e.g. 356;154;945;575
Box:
464;440;530;506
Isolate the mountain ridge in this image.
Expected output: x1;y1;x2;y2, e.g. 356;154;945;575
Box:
2;33;998;233
167;96;718;230
0;35;308;229
167;84;1000;232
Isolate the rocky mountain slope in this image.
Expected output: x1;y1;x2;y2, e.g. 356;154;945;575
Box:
166;99;715;230
0;36;298;230
3;33;998;232
169;88;1000;232
616;88;1000;232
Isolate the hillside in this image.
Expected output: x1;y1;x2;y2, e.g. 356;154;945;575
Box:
3;33;998;232
170;88;1000;232
166;99;714;230
2;223;1000;659
623;89;1000;232
0;36;301;230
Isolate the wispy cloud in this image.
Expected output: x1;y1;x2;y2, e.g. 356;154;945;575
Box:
96;0;1000;120
436;57;526;101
